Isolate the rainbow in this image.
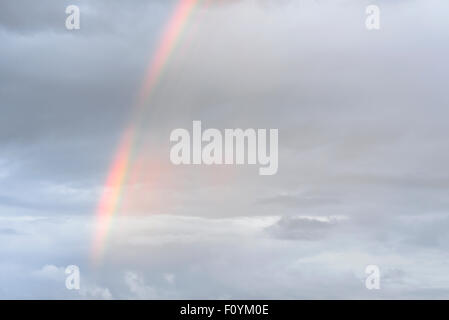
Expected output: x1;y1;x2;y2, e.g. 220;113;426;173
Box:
91;0;204;265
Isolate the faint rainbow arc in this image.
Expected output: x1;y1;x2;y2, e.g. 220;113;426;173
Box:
91;0;202;265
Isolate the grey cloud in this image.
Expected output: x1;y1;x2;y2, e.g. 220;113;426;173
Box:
2;214;449;299
266;216;338;240
0;0;172;35
258;193;341;208
0;227;19;235
1;0;449;299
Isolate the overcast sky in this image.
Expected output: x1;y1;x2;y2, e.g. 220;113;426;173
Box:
1;0;449;299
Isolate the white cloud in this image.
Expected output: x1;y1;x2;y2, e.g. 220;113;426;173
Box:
124;272;158;299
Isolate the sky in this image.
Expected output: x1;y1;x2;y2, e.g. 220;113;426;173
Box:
1;0;449;299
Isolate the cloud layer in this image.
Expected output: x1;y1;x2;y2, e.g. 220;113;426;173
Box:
1;0;449;299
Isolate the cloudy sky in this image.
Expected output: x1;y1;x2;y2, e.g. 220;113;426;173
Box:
1;0;449;299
